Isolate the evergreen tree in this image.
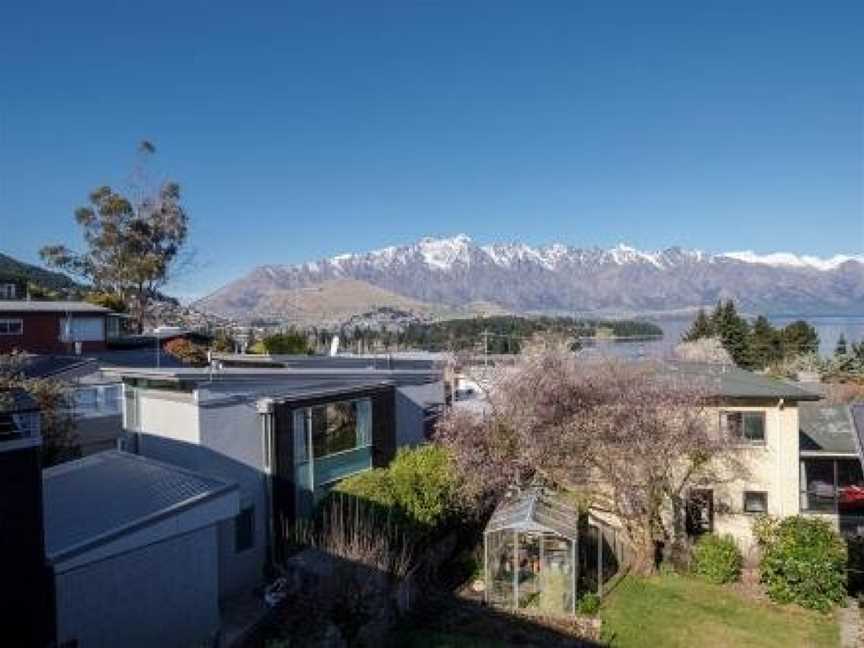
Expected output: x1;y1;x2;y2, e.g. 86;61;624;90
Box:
683;308;714;341
835;334;848;357
751;315;782;369
715;300;753;368
781;320;820;357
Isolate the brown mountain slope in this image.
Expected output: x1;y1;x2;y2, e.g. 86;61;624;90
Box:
220;278;476;324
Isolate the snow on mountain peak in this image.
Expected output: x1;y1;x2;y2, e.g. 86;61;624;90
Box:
722;250;864;271
417;234;473;270
310;236;860;276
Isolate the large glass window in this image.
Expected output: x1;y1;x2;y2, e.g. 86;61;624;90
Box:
800;458;864;514
721;411;765;445
291;398;374;517
309;399;371;458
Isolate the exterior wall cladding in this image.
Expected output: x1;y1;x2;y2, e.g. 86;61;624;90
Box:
54;526;221;648
271;385;396;562
0;313;107;354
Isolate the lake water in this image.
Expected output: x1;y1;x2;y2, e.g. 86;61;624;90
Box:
587;316;864;359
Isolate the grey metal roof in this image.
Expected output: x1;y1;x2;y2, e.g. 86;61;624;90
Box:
799;404;858;454
486;488;582;540
43;450;236;560
0;300;110;314
214;352;443;372
663;362;821;401
199;377;395;404
18;355;98;380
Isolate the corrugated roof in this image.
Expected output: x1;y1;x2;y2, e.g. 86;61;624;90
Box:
0;300;110;314
799;404;858;454
43;450;236;560
486;488;582;540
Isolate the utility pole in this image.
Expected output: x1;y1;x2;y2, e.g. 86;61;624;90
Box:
482;329;489;368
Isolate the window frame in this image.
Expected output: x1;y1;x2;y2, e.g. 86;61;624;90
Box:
0;318;23;336
800;457;864;514
721;410;766;446
234;505;255;553
0;284;16;299
742;490;768;514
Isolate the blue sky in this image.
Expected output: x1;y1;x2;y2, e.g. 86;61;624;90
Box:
1;1;862;299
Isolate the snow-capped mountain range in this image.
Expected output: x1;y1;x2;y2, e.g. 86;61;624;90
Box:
196;235;864;321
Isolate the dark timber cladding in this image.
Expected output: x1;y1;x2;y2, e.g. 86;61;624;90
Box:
271;383;396;562
0;443;55;646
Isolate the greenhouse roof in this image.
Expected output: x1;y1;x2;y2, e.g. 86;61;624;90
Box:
485;488;582;541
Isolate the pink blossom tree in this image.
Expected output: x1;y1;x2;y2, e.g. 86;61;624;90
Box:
436;353;741;575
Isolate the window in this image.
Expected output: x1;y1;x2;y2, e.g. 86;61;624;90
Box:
0;283;16;299
234;506;255;553
0;318;23;335
743;491;768;514
59;316;104;342
800;458;864;514
721;411;765;445
307;398;372;459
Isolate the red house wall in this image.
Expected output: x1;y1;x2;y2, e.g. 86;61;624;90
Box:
0;313;107;354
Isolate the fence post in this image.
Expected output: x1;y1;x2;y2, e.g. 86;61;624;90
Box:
597;527;603;597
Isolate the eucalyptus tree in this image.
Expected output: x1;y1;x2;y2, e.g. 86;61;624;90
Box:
41;141;189;333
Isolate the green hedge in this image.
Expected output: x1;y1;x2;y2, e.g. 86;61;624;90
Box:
692;534;742;584
758;516;846;611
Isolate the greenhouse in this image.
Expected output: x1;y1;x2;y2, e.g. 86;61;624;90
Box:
484;487;625;615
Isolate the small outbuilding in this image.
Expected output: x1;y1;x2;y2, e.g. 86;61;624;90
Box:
43;450;240;647
484;487;625;615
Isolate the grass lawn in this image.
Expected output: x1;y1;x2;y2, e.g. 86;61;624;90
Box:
600;574;840;648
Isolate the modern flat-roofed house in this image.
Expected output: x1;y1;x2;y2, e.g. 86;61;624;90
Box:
110;363;445;597
0;300;120;354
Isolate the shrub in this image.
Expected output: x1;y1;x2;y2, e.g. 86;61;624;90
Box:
163;338;208;366
262;332;309;355
388;445;460;527
331;445;461;532
332;469;395;509
247;340;267;355
576;592;601;616
692;534;742;584
210;333;235;353
758;516;846;611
